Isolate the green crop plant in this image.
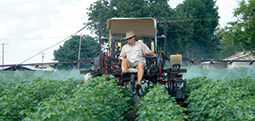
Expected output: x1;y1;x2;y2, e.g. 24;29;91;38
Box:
1;69;255;120
186;77;255;120
24;75;132;121
136;85;188;120
0;77;81;120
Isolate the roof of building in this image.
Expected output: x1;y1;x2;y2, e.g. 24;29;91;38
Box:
224;51;253;60
1;65;42;71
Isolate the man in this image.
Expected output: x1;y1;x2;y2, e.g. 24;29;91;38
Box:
118;31;152;89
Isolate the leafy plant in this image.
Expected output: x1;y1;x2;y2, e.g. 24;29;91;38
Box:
24;75;132;120
136;85;188;120
0;77;81;120
186;77;255;120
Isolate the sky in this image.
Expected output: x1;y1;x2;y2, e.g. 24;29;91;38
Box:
0;0;239;65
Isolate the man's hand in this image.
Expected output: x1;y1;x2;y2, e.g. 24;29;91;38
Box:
118;55;123;60
144;51;152;56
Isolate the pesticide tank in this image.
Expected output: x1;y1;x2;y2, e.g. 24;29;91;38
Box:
170;54;182;67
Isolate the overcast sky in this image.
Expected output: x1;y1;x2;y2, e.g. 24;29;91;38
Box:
0;0;238;65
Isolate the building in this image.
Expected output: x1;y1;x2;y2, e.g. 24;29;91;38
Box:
201;51;255;69
224;51;255;69
201;61;228;69
2;65;42;71
1;64;55;71
35;64;56;71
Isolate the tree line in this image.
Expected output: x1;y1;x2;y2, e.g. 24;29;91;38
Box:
53;0;255;69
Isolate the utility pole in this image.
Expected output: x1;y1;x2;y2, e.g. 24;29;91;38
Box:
2;43;8;70
42;53;45;70
77;34;82;70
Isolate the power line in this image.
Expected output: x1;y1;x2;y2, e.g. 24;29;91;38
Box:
170;18;218;23
19;22;94;64
166;15;218;19
158;28;216;33
171;21;243;59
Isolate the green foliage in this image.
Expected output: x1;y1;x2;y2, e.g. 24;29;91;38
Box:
24;75;132;120
87;0;172;37
220;0;255;52
172;0;220;59
2;69;255;120
186;77;255;120
213;41;242;59
0;71;134;120
53;35;99;69
136;85;188;120
0;77;81;120
185;77;211;94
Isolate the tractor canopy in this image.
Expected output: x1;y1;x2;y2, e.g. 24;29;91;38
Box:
107;17;157;37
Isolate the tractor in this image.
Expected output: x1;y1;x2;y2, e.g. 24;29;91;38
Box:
80;17;187;105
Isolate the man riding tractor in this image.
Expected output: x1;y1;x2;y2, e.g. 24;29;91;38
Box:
118;31;152;89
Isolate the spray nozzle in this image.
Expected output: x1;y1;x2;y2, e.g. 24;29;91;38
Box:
191;60;194;65
249;61;253;66
210;61;214;65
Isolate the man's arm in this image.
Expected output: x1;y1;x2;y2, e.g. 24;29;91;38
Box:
141;42;152;56
119;45;126;60
144;51;152;56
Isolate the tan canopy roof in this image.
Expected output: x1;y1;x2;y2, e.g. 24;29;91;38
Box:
107;17;157;37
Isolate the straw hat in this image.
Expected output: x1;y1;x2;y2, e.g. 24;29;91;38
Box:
123;31;136;39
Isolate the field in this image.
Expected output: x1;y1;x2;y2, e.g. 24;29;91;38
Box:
0;67;255;120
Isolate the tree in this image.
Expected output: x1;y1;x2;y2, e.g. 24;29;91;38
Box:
220;0;255;52
158;4;191;57
53;35;99;69
173;0;220;59
87;0;172;36
86;0;220;60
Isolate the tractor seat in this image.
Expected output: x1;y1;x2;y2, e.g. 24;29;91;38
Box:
121;68;138;79
127;68;138;73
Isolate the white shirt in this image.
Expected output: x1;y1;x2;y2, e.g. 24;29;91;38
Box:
120;41;151;63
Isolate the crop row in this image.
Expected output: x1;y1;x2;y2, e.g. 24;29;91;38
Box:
0;75;133;120
0;75;186;120
1;73;255;120
186;77;255;120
